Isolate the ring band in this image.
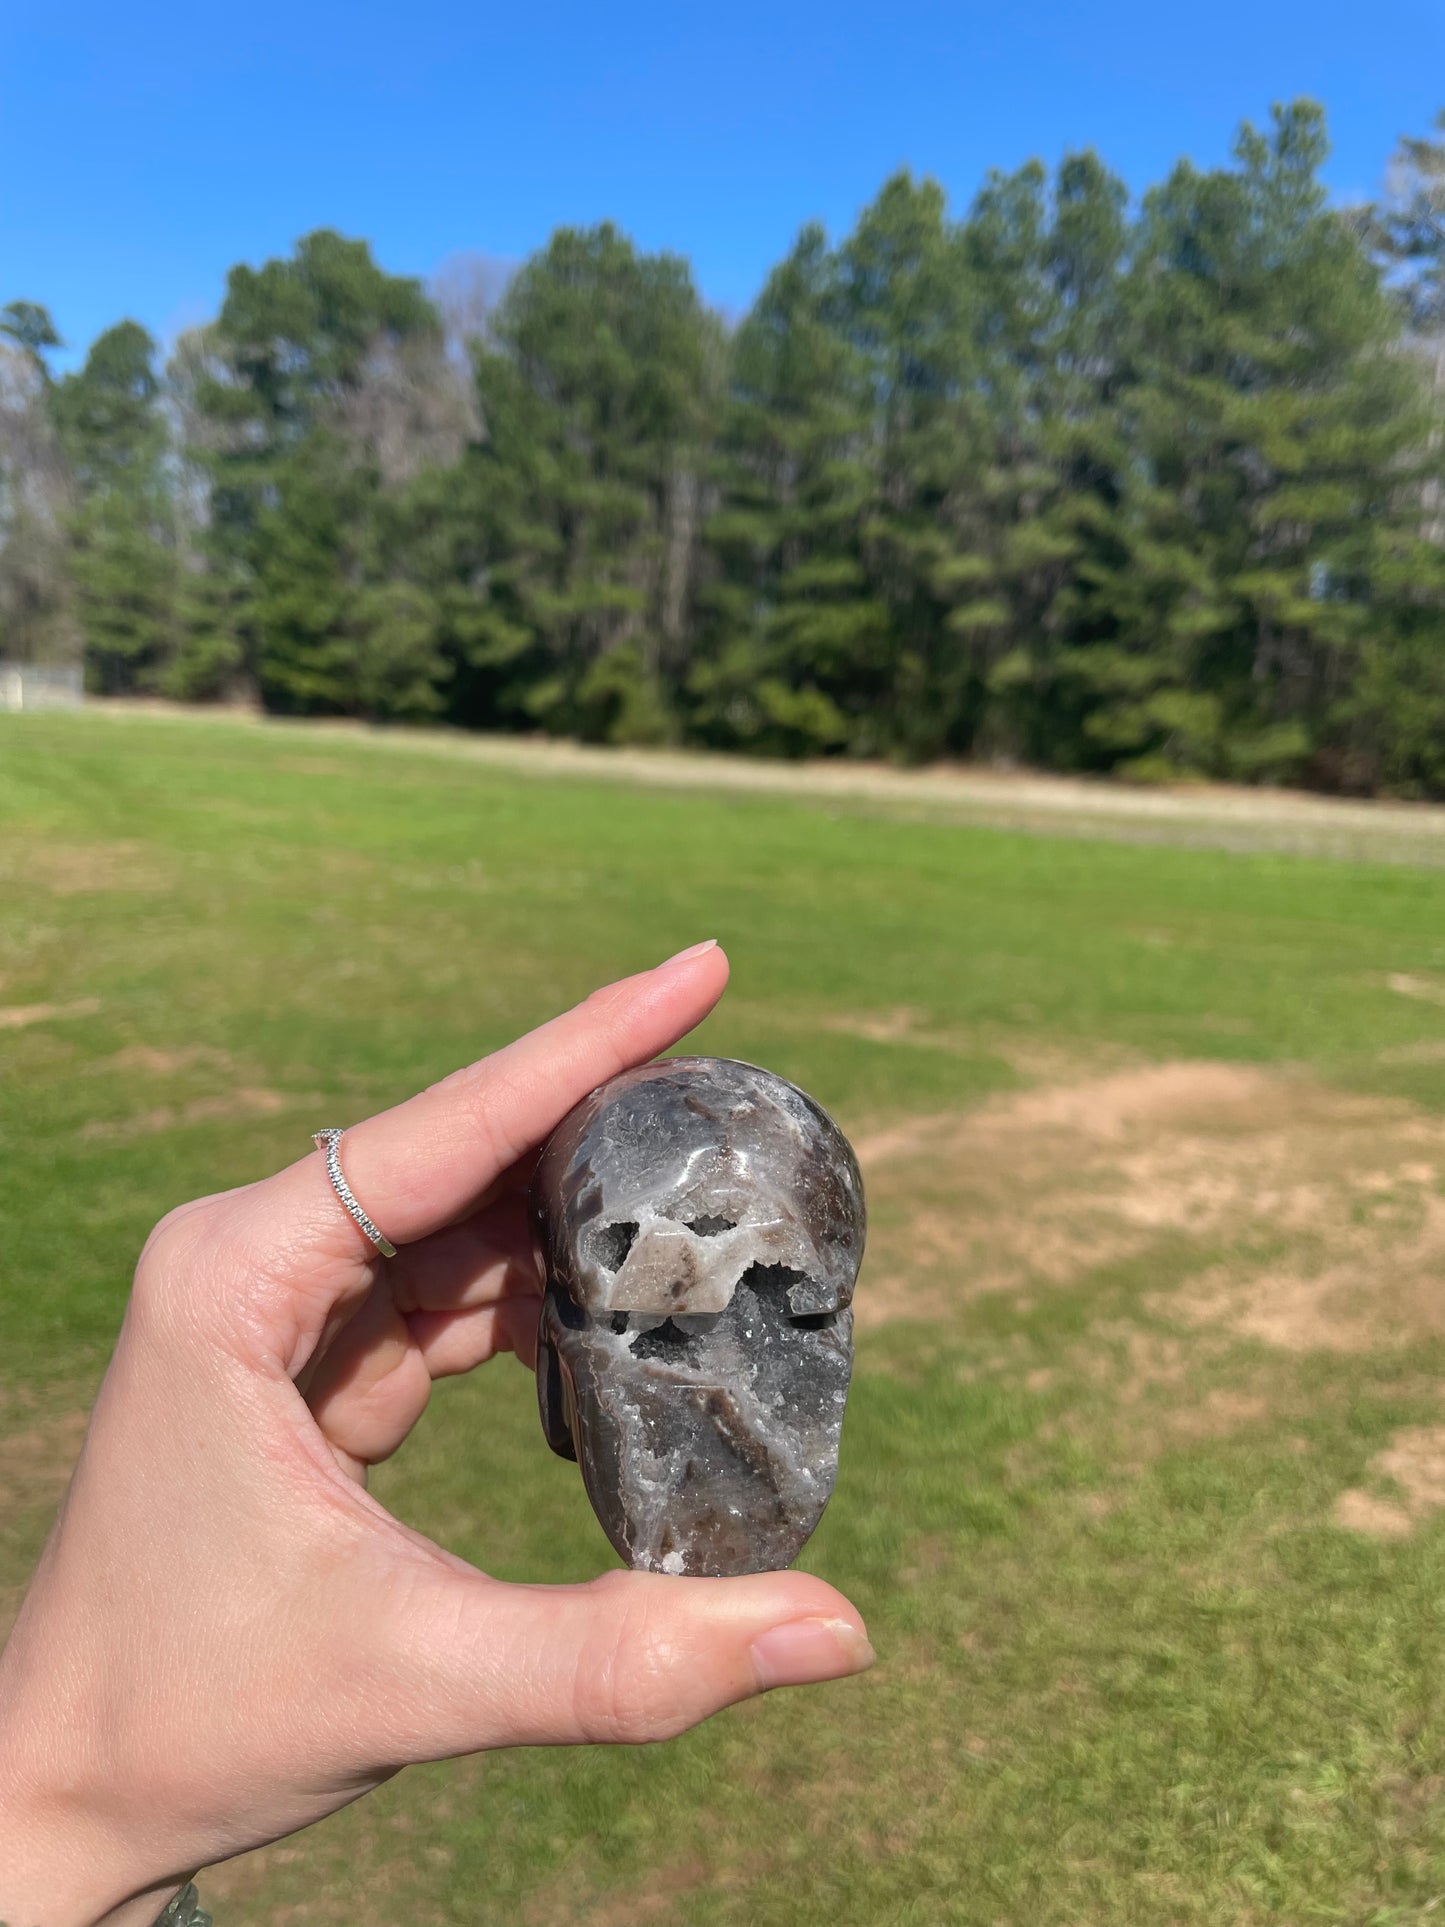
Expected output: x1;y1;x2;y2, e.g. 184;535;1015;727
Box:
311;1128;398;1257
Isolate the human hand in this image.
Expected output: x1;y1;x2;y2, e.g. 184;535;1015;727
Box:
0;944;873;1927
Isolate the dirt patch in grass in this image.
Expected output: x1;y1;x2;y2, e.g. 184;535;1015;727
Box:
524;1852;720;1927
0;1406;86;1518
997;1060;1271;1137
1378;1038;1445;1066
80;1086;313;1141
857;1061;1445;1354
0;997;102;1030
1387;972;1445;1008
91;1043;239;1076
1335;1424;1445;1538
824;1005;925;1045
1165;1386;1273;1439
823;1009;1134;1086
1007;1321;1274;1473
0;838;168;896
1335;1489;1416;1537
274;756;355;779
819;1005;990;1061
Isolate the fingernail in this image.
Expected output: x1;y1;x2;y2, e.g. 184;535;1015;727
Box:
661;939;718;967
750;1617;876;1692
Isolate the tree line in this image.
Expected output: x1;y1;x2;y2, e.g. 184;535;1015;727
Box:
3;101;1443;791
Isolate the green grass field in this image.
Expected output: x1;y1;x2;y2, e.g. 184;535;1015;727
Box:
5;710;1445;1925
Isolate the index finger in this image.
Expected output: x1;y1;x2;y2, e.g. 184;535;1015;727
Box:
190;942;727;1371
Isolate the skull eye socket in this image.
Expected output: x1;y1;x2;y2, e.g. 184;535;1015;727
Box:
736;1262;840;1333
686;1214;736;1237
739;1260;806;1294
552;1289;587;1331
593;1221;639;1271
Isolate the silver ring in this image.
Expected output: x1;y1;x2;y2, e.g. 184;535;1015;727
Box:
311;1128;398;1258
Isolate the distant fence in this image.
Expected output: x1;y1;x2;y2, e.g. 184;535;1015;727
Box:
0;663;83;712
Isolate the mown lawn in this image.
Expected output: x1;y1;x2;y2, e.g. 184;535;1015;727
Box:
5;710;1445;1925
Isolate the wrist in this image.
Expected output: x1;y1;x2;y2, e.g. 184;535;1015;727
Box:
90;1887;190;1927
0;1779;183;1927
0;1634;184;1927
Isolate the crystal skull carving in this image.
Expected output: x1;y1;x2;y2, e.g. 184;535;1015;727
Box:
532;1056;866;1577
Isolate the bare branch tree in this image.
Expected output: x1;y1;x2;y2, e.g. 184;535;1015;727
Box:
0;341;80;664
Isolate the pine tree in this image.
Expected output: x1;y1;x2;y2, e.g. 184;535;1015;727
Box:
0;303;77;666
1349;108;1445;792
839;172;978;759
468;224;716;742
0;301;61;370
1375;108;1445;331
192;230;443;712
1077;103;1429;782
51;321;180;693
698;224;875;755
957;154;1131;765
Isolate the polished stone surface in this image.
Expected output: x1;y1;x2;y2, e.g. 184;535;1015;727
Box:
532;1056;866;1576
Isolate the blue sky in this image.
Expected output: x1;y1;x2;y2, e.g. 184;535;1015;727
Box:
3;0;1442;367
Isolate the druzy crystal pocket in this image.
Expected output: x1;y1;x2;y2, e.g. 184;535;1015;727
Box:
532;1057;866;1577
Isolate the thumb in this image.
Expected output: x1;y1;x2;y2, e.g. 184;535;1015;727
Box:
385;1563;875;1756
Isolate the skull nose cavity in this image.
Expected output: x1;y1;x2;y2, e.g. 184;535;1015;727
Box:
593;1220;639;1271
628;1317;699;1360
672;1311;722;1335
686;1214;737;1237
